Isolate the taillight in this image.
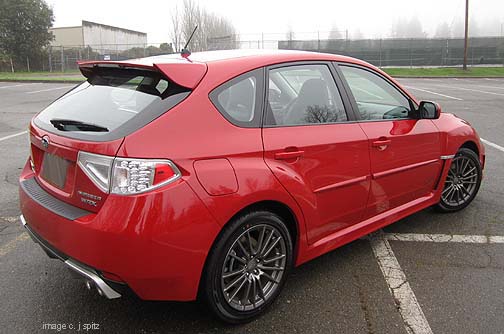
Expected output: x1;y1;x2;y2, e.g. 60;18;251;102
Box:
77;152;113;192
77;151;181;195
111;158;181;195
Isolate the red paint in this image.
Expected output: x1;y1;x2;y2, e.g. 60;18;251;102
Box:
20;50;484;302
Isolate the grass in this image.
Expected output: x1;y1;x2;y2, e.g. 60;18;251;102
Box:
382;67;504;77
1;66;504;82
0;70;84;82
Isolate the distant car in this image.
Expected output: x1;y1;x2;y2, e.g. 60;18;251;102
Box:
19;50;484;323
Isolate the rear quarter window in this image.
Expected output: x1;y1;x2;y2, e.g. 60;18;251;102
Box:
209;68;264;128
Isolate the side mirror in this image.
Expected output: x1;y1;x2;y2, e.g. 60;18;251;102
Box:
418;101;441;119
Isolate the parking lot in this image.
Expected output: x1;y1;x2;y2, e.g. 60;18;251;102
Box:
1;78;503;334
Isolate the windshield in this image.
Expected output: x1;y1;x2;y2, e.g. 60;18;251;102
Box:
34;67;190;141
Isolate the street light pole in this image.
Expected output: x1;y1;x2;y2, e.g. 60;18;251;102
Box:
463;0;469;70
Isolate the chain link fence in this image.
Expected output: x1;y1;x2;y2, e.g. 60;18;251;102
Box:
1;34;503;72
276;36;504;67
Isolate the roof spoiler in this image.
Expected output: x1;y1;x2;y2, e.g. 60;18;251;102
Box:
78;60;207;89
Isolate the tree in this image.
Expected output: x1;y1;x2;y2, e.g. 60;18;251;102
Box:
170;0;237;52
328;24;342;40
0;0;54;70
435;22;451;38
391;16;426;38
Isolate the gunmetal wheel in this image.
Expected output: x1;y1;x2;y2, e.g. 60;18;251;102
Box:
436;148;482;212
203;211;293;323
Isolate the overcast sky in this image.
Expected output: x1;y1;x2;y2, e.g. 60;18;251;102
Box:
46;0;504;43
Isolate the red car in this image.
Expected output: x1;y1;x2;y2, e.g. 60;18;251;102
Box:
19;50;484;323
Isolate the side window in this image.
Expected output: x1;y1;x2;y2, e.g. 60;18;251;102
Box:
265;64;347;126
209;69;263;127
339;66;412;121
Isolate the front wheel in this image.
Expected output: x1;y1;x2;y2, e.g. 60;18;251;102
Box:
436;148;482;212
202;211;293;324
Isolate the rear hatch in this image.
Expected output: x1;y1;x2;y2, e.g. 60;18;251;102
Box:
29;59;206;213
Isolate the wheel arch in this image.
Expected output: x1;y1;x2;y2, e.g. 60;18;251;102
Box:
460;140;479;156
197;199;301;298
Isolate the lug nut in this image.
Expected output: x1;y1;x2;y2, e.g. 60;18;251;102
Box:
85;281;92;290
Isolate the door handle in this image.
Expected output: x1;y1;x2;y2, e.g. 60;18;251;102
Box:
274;150;304;160
372;138;391;150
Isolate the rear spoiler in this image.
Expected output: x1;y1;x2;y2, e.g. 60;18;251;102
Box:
78;60;207;89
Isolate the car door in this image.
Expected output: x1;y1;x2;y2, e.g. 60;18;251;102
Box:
262;62;371;245
337;64;442;218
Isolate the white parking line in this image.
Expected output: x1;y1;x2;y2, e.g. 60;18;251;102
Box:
370;233;433;334
476;85;504;91
0;233;29;257
436;85;504;97
0;83;41;89
403;86;463;101
384;233;504;244
26;86;73;94
0;131;28;142
481;138;504;153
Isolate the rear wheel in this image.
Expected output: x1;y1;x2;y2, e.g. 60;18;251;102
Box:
436;148;482;212
202;211;293;324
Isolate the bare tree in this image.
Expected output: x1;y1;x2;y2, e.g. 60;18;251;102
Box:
170;5;182;52
391;16;426;38
434;22;451;38
328;24;342;40
169;0;237;52
286;25;296;41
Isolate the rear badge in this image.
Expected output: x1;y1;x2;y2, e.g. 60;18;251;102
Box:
41;136;50;149
78;190;102;207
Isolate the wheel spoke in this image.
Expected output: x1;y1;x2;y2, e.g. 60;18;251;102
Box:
246;230;255;255
258;264;284;272
256;278;266;301
260;229;274;256
223;268;245;279
263;254;286;264
256;226;266;256
242;279;252;306
442;184;454;195
224;273;246;292
262;237;281;258
460;185;471;197
237;239;250;259
228;276;248;302
230;253;247;264
261;271;280;284
462;166;476;177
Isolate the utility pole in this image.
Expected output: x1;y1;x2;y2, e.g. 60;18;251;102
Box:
463;0;469;70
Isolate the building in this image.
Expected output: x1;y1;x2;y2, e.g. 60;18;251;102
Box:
49;20;147;53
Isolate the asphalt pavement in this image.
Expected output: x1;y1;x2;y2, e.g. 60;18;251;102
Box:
0;78;503;333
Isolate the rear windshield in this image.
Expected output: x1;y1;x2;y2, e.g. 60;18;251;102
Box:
34;67;190;141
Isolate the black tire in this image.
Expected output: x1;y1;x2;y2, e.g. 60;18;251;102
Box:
202;210;293;324
436;147;482;212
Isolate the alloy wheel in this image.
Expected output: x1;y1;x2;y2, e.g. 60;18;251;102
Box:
220;224;287;311
441;155;479;206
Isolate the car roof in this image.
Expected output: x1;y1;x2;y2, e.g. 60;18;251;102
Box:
78;49;378;90
142;49;366;65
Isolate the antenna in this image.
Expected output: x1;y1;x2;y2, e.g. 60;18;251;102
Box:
181;25;198;58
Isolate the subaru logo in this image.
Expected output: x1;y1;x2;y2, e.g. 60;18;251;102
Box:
41;136;50;149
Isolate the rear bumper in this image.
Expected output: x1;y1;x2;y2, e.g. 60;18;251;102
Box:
19;162;221;301
20;215;122;299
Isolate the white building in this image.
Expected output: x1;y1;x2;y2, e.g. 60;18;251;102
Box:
49;20;147;53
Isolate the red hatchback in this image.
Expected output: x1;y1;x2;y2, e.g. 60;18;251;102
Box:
19;50;484;323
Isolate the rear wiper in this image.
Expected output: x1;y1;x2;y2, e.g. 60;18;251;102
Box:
50;119;109;132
